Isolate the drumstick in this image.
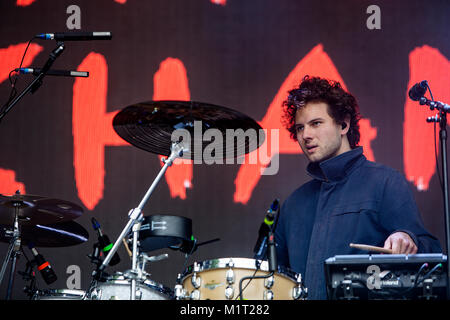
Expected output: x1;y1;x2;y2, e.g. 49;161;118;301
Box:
122;238;132;258
349;243;393;254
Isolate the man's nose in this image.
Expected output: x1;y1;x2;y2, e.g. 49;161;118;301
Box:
301;125;313;140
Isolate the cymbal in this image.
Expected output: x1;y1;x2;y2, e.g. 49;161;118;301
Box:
0;221;89;247
0;194;84;226
113;100;265;160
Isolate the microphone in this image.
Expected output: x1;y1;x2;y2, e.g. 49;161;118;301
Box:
91;217;120;266
28;243;57;285
35;31;112;41
15;68;89;78
253;199;279;259
408;80;428;101
267;231;278;272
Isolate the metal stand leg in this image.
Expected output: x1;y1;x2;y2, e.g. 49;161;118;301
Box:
130;221;141;300
96;141;187;300
5;251;19;300
0;203;22;300
0;241;15;291
438;112;450;299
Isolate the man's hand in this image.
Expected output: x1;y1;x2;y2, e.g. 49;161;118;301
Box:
383;232;418;254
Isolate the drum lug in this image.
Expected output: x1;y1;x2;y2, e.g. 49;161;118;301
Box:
190;289;201;300
292;286;308;300
226;269;235;285
135;289;142;300
190;262;202;289
264;290;274;300
90;288;102;300
292;274;308;300
226;259;235;284
264;275;274;289
174;283;188;300
191;273;202;289
224;285;234;300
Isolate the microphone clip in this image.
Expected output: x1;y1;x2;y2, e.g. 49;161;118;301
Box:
30;42;65;94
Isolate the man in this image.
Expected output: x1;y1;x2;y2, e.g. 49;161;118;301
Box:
275;76;442;300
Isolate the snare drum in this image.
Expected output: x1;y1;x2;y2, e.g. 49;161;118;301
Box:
178;257;307;300
32;289;86;300
88;272;174;300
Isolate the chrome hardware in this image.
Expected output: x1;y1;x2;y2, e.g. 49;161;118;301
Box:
225;286;234;300
292;273;308;300
89;287;102;300
226;268;235;285
191;262;202;289
264;290;274;300
190;289;201;300
264;275;274;289
135;289;142;300
191;273;202;289
226;259;235;284
227;259;235;268
174;283;187;300
292;285;308;300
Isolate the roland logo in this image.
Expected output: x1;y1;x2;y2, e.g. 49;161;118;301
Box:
151;221;167;231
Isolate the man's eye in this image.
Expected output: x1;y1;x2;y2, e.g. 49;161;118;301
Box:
295;126;303;132
312;121;321;126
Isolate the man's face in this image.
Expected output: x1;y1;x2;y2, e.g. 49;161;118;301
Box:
294;102;350;163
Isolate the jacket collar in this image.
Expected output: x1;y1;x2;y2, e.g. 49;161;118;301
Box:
306;147;365;182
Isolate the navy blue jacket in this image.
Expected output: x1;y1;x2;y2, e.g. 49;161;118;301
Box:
275;147;442;300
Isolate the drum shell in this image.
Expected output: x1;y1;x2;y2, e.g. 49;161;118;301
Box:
181;258;301;300
88;273;174;300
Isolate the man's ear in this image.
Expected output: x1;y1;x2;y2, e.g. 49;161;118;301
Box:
341;116;350;134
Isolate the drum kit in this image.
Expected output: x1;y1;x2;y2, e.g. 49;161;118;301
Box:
0;100;308;301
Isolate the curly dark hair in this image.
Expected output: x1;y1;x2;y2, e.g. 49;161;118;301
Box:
282;75;361;149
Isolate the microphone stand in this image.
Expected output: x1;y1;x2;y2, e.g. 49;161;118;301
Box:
0;42;65;123
240;200;280;300
238;231;277;301
419;95;450;299
0;198;22;300
0;43;65;297
97;141;187;300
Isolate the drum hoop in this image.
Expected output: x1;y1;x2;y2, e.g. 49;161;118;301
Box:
181;257;299;281
97;275;174;296
36;289;86;298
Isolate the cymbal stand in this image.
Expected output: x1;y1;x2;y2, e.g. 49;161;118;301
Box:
0;201;22;300
18;258;38;299
97;141;188;300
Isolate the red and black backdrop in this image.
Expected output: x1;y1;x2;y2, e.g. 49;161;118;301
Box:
0;0;449;299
